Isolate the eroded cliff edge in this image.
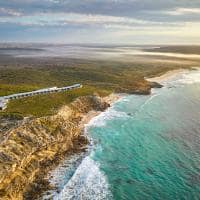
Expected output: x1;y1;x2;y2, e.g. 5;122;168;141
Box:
0;96;109;200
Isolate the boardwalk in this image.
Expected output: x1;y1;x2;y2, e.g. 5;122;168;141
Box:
0;84;82;110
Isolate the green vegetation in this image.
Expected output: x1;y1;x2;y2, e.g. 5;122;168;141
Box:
0;84;40;96
4;86;110;117
0;112;24;120
0;57;194;117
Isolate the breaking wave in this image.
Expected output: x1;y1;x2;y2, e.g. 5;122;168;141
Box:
86;107;128;128
56;156;112;200
162;68;200;86
175;68;200;85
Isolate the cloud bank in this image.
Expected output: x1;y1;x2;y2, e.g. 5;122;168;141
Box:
0;0;200;44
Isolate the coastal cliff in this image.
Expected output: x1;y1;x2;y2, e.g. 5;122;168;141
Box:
0;96;109;200
117;80;163;95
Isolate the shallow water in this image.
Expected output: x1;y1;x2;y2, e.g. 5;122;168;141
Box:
47;69;200;200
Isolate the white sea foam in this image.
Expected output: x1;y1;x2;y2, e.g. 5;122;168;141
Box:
56;156;112;200
175;69;200;85
41;152;87;200
161;68;200;86
50;154;87;187
86;107;128;128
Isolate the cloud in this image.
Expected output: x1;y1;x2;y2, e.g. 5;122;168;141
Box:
0;0;200;43
166;8;200;15
1;0;200;17
0;7;22;16
0;12;170;27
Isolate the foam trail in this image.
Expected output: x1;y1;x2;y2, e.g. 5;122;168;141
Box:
140;93;159;109
56;156;112;200
86;107;128;128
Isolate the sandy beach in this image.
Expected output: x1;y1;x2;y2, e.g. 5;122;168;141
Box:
80;93;122;129
81;68;194;130
147;68;188;83
102;93;123;105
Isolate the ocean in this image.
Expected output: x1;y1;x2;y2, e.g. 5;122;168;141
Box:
44;68;200;200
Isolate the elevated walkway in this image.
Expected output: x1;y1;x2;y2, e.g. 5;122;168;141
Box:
0;84;82;110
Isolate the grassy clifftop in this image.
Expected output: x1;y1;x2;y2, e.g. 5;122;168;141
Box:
4;86;110;117
0;57;193;117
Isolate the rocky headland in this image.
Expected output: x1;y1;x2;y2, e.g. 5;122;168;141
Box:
0;95;109;200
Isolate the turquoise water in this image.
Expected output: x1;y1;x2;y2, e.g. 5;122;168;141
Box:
56;69;200;200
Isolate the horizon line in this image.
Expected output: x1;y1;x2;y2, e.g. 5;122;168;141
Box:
0;42;200;46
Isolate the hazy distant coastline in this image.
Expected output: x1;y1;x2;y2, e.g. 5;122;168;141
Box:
1;44;200;63
145;45;200;54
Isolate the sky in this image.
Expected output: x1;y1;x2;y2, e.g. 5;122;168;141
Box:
0;0;200;44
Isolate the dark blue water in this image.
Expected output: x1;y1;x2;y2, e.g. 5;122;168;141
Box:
51;69;200;200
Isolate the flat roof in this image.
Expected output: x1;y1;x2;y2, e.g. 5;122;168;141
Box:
0;100;6;107
0;84;82;100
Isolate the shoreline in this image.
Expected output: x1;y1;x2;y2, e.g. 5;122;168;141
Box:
36;93;122;199
146;68;188;83
1;67;189;199
0;95;111;200
0;67;191;199
38;69;189;198
80;93;122;130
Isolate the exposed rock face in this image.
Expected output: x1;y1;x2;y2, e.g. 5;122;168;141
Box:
0;96;110;200
149;81;163;89
0;114;23;133
116;80;163;95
